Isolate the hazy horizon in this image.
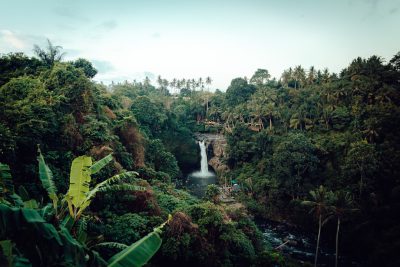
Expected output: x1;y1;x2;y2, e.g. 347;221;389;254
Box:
1;0;399;90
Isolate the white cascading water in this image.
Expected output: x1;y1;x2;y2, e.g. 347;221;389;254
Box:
192;140;212;177
199;140;209;175
187;139;216;197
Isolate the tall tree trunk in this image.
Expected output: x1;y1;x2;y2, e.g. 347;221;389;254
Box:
315;214;322;267
259;118;264;129
269;117;272;130
335;217;341;267
206;96;209;116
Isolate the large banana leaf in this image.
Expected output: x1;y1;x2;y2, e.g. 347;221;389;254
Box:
107;230;162;267
93;242;128;251
89;153;113;175
97;184;146;194
37;149;58;206
67;156;92;207
84;171;139;203
76;172;143;218
23;199;39;209
17;186;30;201
0;204;107;266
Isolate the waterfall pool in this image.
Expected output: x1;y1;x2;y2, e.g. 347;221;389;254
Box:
185;139;216;197
186;173;216;197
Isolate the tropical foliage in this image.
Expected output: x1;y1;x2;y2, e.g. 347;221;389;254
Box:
1;41;399;266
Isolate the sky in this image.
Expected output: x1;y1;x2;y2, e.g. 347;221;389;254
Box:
1;0;399;90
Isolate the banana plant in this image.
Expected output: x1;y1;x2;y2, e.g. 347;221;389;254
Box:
37;146;58;211
107;214;172;267
0;204;171;267
2;152;165;267
0;163;24;207
0;204;108;266
64;153;145;220
36;149;145;220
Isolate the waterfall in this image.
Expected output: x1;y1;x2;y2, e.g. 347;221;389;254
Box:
191;140;213;177
199;140;209;175
187;138;216;196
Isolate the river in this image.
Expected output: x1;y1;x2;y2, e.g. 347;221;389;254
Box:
256;219;361;267
183;136;360;266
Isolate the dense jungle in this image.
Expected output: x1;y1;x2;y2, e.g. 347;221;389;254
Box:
1;40;399;267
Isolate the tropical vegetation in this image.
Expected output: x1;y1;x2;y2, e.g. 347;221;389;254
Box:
1;41;399;266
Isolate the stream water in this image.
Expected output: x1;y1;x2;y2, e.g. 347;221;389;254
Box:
257;219;361;267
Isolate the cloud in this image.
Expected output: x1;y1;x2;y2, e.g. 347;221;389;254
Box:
63;48;83;59
96;20;118;31
89;20;118;39
0;30;44;54
53;6;89;22
389;7;399;14
363;0;379;8
94;71;157;85
143;71;156;80
91;59;115;73
151;32;161;39
0;30;26;50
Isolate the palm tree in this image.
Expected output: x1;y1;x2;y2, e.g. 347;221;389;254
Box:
144;76;151;87
281;68;293;87
171;78;177;95
191;78;196;92
248;88;277;130
293;65;306;89
33;39;65;68
322;68;330;84
205;76;212;115
162;79;169;95
198;77;204;91
331;191;357;267
302;186;334;267
307;66;317;86
157;75;163;89
206;76;212;87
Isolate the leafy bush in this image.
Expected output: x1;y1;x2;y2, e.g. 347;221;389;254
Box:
104;213;151;244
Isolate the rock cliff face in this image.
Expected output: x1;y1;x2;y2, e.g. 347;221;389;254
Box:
195;133;229;183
